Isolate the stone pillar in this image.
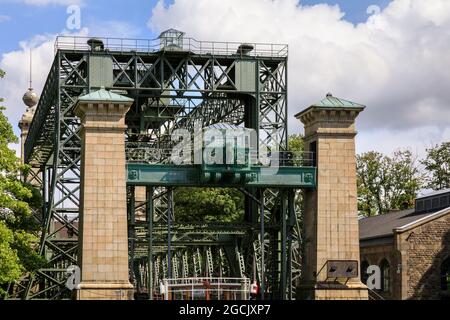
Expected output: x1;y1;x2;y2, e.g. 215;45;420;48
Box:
18;107;34;163
18;107;43;188
296;94;368;300
74;89;134;300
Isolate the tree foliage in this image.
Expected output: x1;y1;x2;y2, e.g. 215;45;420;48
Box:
357;150;423;217
421;142;450;191
174;188;244;223
288;134;304;153
0;70;45;298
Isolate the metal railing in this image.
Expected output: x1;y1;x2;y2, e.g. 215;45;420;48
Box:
125;143;315;167
54;35;288;57
161;277;250;300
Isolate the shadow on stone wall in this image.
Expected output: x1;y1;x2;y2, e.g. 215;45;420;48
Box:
411;230;450;300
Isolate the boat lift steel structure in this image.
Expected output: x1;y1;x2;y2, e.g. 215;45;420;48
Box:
11;31;316;300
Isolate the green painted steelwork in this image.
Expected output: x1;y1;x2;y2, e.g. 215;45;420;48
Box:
127;164;316;188
14;32;309;301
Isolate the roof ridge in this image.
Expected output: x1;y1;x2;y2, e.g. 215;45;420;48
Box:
312;94;365;108
395;206;450;232
359;208;414;220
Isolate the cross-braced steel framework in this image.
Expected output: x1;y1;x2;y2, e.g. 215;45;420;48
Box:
11;32;315;300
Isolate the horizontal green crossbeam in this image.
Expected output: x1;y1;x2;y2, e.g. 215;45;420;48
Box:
127;163;316;188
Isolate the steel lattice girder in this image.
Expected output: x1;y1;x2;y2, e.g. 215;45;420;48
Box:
129;185;300;300
17;37;304;300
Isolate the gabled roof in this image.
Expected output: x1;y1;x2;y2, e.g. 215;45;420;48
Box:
395;206;450;232
77;87;134;104
359;206;450;241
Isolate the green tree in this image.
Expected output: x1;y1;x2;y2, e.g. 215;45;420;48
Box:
174;188;244;223
421;142;450;190
0;222;22;286
288;134;304;153
0;70;45;298
388;150;423;210
357;150;423;217
287;134;305;207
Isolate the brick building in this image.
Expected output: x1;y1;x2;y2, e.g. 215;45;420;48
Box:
359;189;450;300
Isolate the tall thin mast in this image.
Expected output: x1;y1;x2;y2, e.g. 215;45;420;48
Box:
29;48;32;89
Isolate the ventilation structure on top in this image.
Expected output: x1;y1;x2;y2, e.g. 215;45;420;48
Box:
415;189;450;213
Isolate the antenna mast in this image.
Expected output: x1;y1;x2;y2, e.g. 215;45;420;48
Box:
29;48;32;89
22;48;38;109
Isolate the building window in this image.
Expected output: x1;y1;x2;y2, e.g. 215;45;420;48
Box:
361;260;369;285
441;257;450;292
380;259;391;293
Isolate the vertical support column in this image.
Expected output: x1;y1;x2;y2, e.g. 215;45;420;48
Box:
146;186;154;300
167;188;173;279
41;166;46;223
280;190;287;299
259;189;265;300
287;189;295;300
128;186;136;287
295;94;368;300
74;89;134;300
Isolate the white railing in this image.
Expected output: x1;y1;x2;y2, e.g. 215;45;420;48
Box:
54;35;288;57
161;277;250;300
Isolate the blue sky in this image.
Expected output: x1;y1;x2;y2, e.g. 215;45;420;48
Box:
0;0;391;54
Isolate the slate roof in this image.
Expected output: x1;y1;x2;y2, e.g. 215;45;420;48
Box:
359;206;450;241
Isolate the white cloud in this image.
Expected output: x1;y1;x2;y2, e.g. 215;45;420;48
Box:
0;28;89;156
148;0;450;154
0;15;11;22
0;20;139;157
1;34;55;139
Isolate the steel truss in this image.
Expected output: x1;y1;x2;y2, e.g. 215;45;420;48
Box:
12;34;310;300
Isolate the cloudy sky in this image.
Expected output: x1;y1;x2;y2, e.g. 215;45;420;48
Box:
0;0;449;158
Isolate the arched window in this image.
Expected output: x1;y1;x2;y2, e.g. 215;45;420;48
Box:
441;257;450;291
361;260;369;285
380;259;391;293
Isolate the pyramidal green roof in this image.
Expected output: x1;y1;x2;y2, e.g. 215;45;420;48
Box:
295;93;365;119
312;93;365;108
78;87;134;103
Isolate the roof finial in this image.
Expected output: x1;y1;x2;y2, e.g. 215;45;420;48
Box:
22;48;39;109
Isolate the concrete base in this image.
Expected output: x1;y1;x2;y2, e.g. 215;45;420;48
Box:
297;282;368;300
76;282;134;300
